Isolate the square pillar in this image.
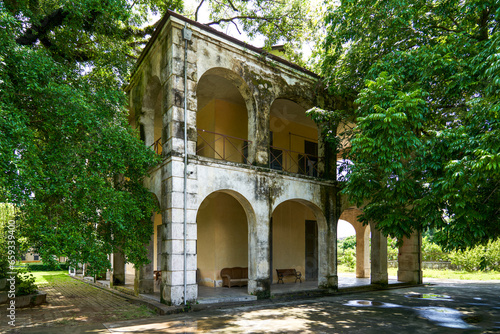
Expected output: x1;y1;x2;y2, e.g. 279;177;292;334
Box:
112;252;126;286
319;189;338;289
160;158;198;306
370;222;388;286
397;232;423;284
248;204;271;299
135;231;155;294
355;228;370;278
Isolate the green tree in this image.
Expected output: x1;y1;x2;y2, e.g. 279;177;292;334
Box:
0;0;171;274
312;0;500;251
1;0;322;274
186;0;322;66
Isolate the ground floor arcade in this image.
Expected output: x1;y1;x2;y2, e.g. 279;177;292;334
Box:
110;157;422;305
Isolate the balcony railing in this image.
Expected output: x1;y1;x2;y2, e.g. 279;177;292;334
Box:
269;146;321;177
151;138;162;155
197;129;251;164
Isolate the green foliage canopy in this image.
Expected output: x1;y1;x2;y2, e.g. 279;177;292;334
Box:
314;0;500;250
0;0;322;274
0;0;173;274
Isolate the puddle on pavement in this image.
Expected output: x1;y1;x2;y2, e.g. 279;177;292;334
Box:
415;307;476;329
344;300;401;308
405;293;453;301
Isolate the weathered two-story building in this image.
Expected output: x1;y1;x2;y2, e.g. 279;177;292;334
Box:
114;10;422;306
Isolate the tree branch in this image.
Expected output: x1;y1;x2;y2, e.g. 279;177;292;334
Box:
195;0;205;21
16;8;68;46
206;15;279;26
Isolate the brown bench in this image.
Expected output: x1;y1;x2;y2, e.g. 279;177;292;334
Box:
221;267;248;288
276;268;302;284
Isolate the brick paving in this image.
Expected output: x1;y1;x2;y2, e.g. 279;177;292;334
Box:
0;276;155;333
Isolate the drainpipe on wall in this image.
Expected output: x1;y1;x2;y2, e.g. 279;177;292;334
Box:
182;24;192;307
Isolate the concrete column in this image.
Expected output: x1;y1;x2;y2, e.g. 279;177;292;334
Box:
160;157;198;305
249;104;270;167
397;232;423;284
135;231;155;294
248;202;271;298
319;189;338;289
355;226;370;278
159;26;199;306
112;251;126;286
370;222;388;286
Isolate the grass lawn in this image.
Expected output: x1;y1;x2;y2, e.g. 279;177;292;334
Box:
29;270;73;286
339;264;500;281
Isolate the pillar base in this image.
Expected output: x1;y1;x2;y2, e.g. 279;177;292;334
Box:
397;269;423;284
135;278;155;295
370;272;388;286
248;279;271;299
160;283;198;306
111;274;126;286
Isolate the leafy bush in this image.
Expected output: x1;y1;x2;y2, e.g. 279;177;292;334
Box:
16;272;38;296
27;262;69;271
450;239;500;271
338;236;357;269
422;236;450;262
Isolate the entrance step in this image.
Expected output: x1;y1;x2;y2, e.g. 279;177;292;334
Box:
198;294;257;304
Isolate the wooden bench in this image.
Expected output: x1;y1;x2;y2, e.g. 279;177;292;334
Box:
276;268;302;284
221;267;248;288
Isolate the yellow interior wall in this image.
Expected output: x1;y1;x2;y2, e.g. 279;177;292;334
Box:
197;192;248;287
272;201;316;283
270;116;318;173
197;99;247;163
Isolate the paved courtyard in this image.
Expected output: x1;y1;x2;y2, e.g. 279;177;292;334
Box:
0;275;155;334
103;280;500;333
1;278;500;333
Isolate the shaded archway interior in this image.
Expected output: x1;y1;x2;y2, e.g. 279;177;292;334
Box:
269;99;319;175
271;200;319;283
196;73;248;163
196;191;249;287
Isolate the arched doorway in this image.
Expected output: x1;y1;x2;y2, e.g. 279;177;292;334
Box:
196;191;249;288
271;200;319;287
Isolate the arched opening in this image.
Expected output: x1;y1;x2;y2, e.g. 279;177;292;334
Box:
196;191;249;288
271;200;319;288
337;219;356;274
338;207;370;279
196;70;249;163
269;99;319;176
140;76;162;154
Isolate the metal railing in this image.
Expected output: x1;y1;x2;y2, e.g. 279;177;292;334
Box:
196;129;251;164
269;146;321;177
151;138;162;155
